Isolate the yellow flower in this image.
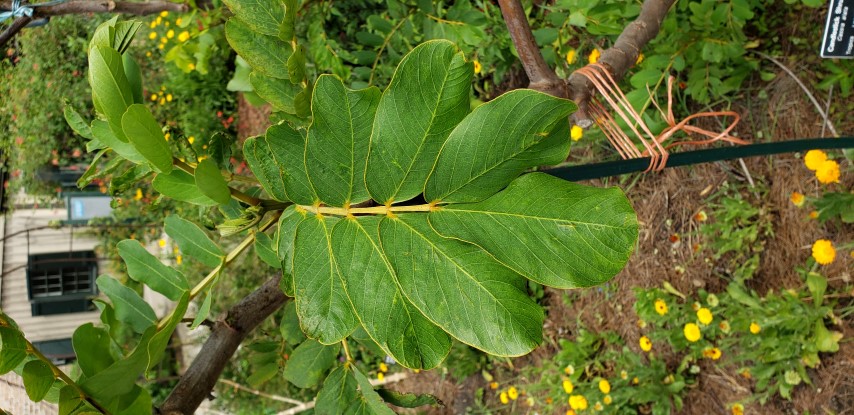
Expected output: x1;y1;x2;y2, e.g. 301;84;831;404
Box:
635;52;644;65
703;347;722;360
637;319;647;328
164;133;171;141
379;362;388;373
149;21;157;29
159;97;166;105
160;10;169;17
790;192;805;207
489;381;498;390
632;377;639;385
150;93;158;102
566;49;577;65
188;136;195;144
812;239;836;265
134;188;144;200
499;392;509;404
588;48;601;64
564;365;575;375
377;372;384;381
620;370;628;380
571;125;583;141
804;150;827;171
178;31;190;42
158;238;167;248
188;63;196;71
697;308;713;325
507;386;519;400
604;395;612;405
816;160;841;184
473;59;482;74
654;299;668;315
146;51;152;57
809;210;819;219
732;403;744;415
176;255;182;265
562;379;574;394
568;395;588;410
166;93;173;102
691;301;701;311
684;323;701;342
176;17;183;25
149;31;157;40
156;16;162;25
639;336;652;352
160;37;168;44
594;401;603;411
566;410;576;415
198;155;209;161
749;322;761;334
598;379;610;394
719;321;731;333
158;44;165;50
167;29;175;39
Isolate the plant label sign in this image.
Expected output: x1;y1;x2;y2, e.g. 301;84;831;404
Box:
821;0;854;58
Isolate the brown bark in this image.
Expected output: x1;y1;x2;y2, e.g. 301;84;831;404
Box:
0;16;31;46
158;276;288;415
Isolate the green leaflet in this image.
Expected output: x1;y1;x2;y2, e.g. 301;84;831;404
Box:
365;40;472;204
88;45;133;142
95;275;157;334
331;217;451;369
276;206;305;296
222;0;285;37
63;104;94;140
266;123;315;205
379;215;543;357
305;75;381;207
430;173;638;288
194;158;231;205
152;169;219;206
376;389;442;409
282;339;339;388
315;365;395;415
164;215;224;268
0;326;27;375
250;71;300;114
122;53;144;105
280;301;306;345
121;104;173;173
255;231;281;269
190;288;213;330
225;18;292;78
22;360;54;402
72;323;115;377
424;90;576;203
287;46;307;84
293;215;358;344
91;119;145;165
243;136;289;202
117;240;189;301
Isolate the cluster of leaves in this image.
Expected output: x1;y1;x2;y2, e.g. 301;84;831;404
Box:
513;271;846;415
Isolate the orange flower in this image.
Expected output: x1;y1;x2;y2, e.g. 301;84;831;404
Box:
790;192;805;207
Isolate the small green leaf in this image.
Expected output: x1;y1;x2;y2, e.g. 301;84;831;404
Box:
293;215;358;344
250;72;300;113
282;340;339;388
306;75;381;207
165;215;224;268
424;91;576;203
376;388;442;409
379;215;542;356
277;206;305;296
351;366;396;414
96;275;157;334
59;385;86;415
430;173;638;288
255;231;282;269
806;272;827;307
112;20;142;54
0;326;28;375
280;301;306;345
120;104;173;173
222;0;285;36
332;216;451;369
190;288;214;330
118;240;189;300
366;40;472;204
23;360;55;402
64;104;94;140
91;119;145;165
315;365;395;414
287;46;307;84
72;323;115;377
243;136;289;202
247;361;280;388
225;18;292;78
194;159;231;205
266;123;315;205
122;53;144;104
814;321;841;352
89;45;134;142
152;169;219;206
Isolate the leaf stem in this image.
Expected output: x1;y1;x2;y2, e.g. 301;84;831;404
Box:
0;314;113;415
299;203;437;217
341;339;353;362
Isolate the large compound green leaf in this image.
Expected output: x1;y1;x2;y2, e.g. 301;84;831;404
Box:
306;76;381;207
282;339;339;388
379;215;542;356
225;18;291;78
244;136;288;202
424;90;576;203
121;104;173;173
315;365;395;415
96;275;156;334
266;123;315;205
118;240;189;301
331;217;451;369
164;215;224;268
430;173;638;288
223;0;284;36
293;215;357;344
89;45;133;142
365;40;472;204
152;169;218;206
